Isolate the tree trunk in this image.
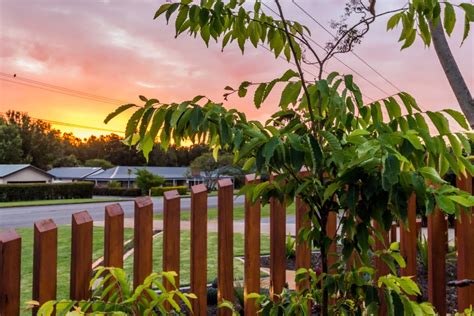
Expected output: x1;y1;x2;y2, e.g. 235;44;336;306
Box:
429;20;474;128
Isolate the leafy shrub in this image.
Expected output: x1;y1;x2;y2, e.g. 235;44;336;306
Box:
0;181;94;202
135;169;165;194
93;187;141;197
150;186;188;196
108;180;122;188
285;233;296;259
27;267;196;315
84;158;114;169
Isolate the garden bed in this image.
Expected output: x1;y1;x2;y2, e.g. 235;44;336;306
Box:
259;252;459;313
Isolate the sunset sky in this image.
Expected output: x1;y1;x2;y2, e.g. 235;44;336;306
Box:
0;0;473;139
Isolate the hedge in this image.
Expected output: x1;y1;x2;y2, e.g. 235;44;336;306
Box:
0;181;94;202
150;186;188;196
93;187;142;197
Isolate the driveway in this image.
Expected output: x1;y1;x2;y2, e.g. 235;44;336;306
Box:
0;195;245;229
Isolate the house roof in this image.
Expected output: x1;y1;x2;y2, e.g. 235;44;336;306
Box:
0;164;53;178
86;166;196;181
48;167;103;179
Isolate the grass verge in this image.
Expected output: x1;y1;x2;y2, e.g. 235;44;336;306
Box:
0;198;130;208
153;202;296;221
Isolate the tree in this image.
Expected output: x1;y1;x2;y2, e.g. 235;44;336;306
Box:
107;0;474;314
4;111;63;170
189;152;238;190
135;168;165;194
84;158;114;170
52;154;81;167
0;119;24;164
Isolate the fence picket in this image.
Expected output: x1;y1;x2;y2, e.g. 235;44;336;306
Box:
456;175;474;309
33;219;57;312
104;204;124;268
428;207;447;315
295;197;311;291
270;195;286;301
163;190;181;291
0;229;21;316
190;184;208;315
217;179;234;316
400;194;417;280
244;174;260;316
133;196;153;289
70;211;93;300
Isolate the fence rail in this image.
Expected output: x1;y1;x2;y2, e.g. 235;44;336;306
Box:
0;175;473;315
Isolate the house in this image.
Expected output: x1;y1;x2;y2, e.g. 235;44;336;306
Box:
49;167;103;182
0;164;54;184
85;166;207;188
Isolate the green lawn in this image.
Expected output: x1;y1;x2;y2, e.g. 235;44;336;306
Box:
153;202;296;221
123;230;271;286
0;198;130;208
16;226;134;315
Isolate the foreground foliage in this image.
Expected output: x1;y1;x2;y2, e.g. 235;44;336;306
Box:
27;267;196;315
108;0;474;314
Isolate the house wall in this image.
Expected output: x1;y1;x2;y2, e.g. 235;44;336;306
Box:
1;168;53;184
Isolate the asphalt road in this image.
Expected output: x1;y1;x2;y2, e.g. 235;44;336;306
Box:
0;195;245;229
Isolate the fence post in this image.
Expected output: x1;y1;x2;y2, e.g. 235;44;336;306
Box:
190;184;208;315
428;207;447;315
270;194;286;301
70;211;93;300
104;204;124;268
400;194;417;279
0;229;21;316
456;175;474;310
163;190;181;291
217;179;234;316
134;196;153;289
295;197;311;291
33;219;57;312
244;174;260;316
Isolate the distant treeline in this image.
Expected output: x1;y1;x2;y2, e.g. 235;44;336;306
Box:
0;110;209;170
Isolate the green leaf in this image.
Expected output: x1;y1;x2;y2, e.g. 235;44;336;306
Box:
387;12;403;30
444;3;456;36
280;69;299;81
462;15;471;45
104;104;136;124
175;5;189;35
262;136;280;164
154;3;172;19
382;154;400;190
165;3;180;23
125;108;145;140
324;182;340;201
419;167;446;184
279;81;302;109
238;81;251;98
401;29;416;50
435;194;456;214
254;83;267;109
443;109;469;129
460;3;474;21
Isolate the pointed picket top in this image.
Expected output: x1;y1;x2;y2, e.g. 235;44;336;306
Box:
105;203;124;217
164;189;180;200
217;178;233;188
245;173;260;183
135;196;153;208
0;228;20;243
72;211;92;225
34;219;57;233
191;183;207;195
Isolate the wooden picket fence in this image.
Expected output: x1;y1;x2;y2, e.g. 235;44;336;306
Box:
1;175;474;315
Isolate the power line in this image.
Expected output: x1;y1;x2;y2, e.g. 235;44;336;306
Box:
0;72;127;104
0;75;127;105
0;111;125;134
261;2;385;98
291;0;404;92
